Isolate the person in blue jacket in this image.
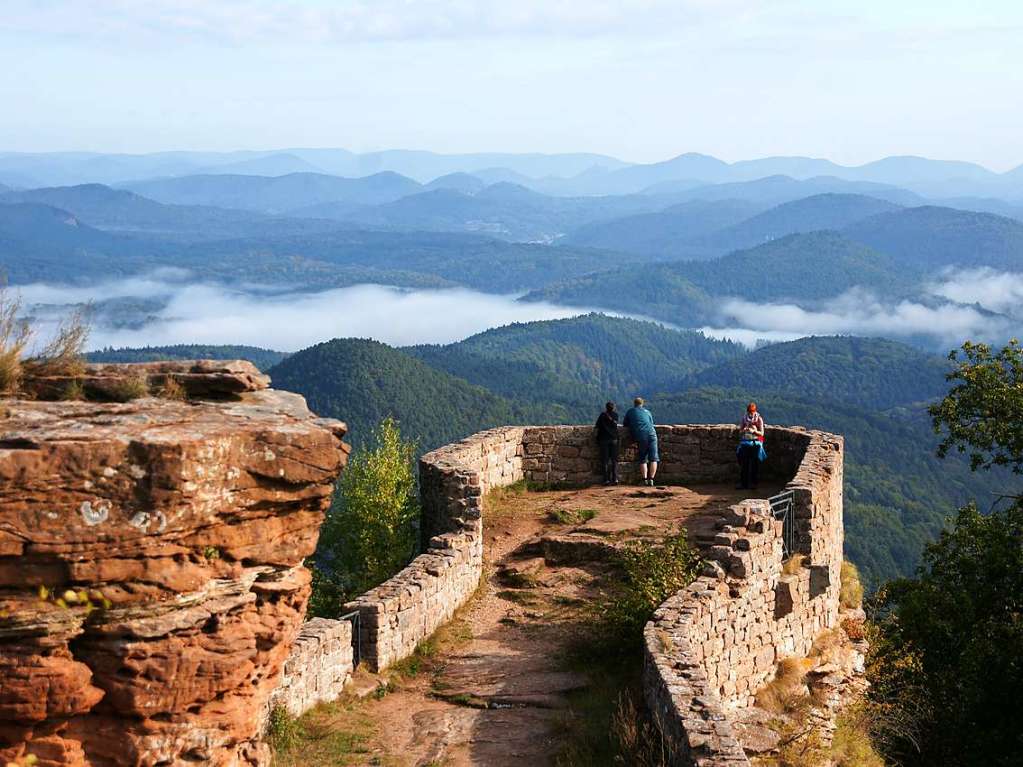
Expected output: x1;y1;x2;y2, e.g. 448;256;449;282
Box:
623;397;659;486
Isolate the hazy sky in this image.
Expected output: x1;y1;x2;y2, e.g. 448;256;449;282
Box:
2;0;1020;169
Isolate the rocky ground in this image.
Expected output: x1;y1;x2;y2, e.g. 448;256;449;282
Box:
273;481;781;767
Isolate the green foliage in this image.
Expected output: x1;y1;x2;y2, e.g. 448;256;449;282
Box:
548;507;597;525
266;705;300;753
600;530;702;646
931;339;1023;472
411;313;744;408
868;502;1023;766
309;418;421;617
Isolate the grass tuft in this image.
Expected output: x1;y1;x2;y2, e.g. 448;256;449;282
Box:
25;305;90;379
156;376;187;400
266;705;300;753
0;286;30;396
840;560;864;609
108;373;149;402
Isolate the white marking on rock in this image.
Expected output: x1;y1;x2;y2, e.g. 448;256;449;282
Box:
152;510;167;533
80;501;109;526
129;511;150;530
127;464;147;479
264;449;276;461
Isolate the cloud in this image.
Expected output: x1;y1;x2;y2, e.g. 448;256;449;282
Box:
926;267;1023;315
17;269;191;306
702;287;1019;349
18;279;625;352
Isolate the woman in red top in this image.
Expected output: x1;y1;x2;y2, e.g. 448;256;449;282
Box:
737;402;765;489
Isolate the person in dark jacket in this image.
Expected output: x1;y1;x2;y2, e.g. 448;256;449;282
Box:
595;401;620;485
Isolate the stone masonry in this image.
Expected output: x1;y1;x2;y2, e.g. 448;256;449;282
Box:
340;424;839;685
268;618;354;717
643;430;844;766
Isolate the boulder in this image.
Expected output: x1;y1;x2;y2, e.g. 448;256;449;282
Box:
0;385;348;766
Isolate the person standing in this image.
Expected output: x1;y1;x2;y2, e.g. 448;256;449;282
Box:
594;401;620;485
623;397;659;486
737;402;766;490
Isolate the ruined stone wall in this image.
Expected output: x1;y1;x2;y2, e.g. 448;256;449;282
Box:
521;424;808;488
345;427;525;671
642;430;844;766
344;423;830;681
0;362;349;767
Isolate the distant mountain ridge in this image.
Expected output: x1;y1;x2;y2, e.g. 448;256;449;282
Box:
2;148;1020;201
122;171;423;213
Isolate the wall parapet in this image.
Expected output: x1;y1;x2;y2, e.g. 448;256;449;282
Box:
339;424;838;680
344;427;524;670
642;430;844;766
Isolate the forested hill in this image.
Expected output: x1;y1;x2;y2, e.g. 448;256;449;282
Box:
267;338;564;451
408;314;744;407
688;335;951;409
524;231;912;326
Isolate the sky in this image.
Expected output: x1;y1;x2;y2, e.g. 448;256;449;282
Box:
1;0;1021;170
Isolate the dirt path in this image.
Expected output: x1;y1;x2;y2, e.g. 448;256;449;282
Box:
306;482;779;767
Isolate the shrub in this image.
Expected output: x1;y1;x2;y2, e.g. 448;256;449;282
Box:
0;286;30;395
24;305;90;379
830;704;885;767
309;417;420;617
868;501;1023;766
599;529;701;646
266;705;300;752
108;373;149;402
59;379;85;401
156;376;187;400
840;560;864;609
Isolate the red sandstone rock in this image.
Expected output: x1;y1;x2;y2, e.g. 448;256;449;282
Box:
22;359;271;401
0;383;348;766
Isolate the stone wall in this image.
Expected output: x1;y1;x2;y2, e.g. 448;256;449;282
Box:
642;430;844;766
345;428;525;671
342;423;834;681
0;362;349;767
520;424;808;488
269;618;354;717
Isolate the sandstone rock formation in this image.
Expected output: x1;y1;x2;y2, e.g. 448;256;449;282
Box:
0;362;348;766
